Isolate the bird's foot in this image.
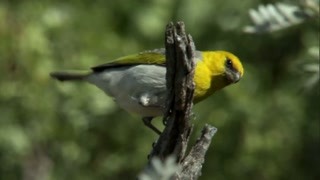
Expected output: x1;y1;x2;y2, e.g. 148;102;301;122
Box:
142;117;162;135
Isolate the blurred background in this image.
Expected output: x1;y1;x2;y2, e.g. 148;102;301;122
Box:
0;0;319;179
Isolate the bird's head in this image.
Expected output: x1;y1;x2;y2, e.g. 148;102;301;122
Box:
220;51;244;84
190;50;244;103
204;51;244;85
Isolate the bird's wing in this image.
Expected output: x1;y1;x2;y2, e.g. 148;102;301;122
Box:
91;48;203;72
91;49;166;72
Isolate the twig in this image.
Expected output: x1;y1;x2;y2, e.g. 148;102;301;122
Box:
176;125;217;179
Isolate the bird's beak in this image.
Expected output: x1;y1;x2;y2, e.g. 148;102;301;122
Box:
225;70;241;83
233;72;241;83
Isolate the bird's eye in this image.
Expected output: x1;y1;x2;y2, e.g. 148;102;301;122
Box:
226;58;233;68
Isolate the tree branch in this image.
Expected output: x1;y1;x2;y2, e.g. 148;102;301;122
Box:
177;125;217;179
139;22;217;180
149;21;195;161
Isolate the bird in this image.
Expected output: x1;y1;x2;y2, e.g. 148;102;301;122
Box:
50;49;244;134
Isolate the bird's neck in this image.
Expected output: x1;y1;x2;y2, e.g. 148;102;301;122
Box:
193;59;229;103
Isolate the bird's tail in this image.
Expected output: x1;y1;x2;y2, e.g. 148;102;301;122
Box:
50;70;91;81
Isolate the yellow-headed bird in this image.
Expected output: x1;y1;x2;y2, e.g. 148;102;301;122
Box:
50;49;244;134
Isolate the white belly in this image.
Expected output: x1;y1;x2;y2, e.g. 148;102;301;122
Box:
86;65;167;117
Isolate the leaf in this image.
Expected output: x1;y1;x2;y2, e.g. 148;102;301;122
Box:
243;2;316;33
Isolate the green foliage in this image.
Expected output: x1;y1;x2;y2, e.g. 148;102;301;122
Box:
0;0;318;179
